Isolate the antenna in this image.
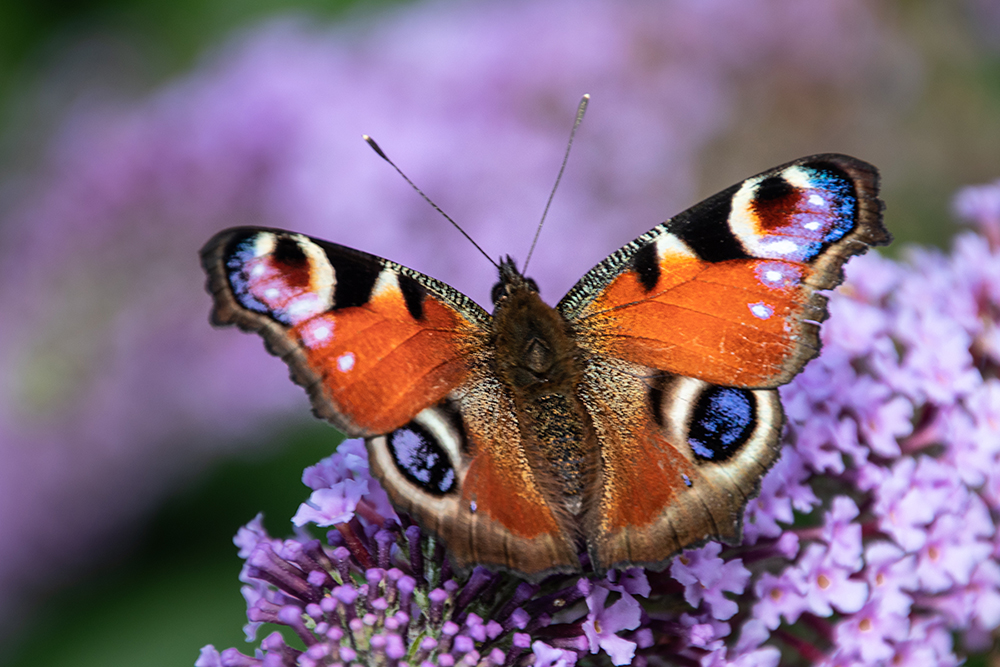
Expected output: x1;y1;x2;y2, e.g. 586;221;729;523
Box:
522;93;589;274
363;135;499;270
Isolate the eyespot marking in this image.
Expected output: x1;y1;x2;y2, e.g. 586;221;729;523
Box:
728;161;860;262
387;423;457;495
688;386;756;462
225;231;334;325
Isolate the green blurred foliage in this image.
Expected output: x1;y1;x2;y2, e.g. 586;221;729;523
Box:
4;421;343;667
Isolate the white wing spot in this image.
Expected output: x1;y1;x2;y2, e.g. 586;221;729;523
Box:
655;233;698;260
301;317;335;348
804;220;822;231
765;270;783;283
750;302;774;320
252;233;277;258
286;294;326;324
337;352;356;372
264;287;280;301
765;240;800;255
808;194;825;207
250;264;266;278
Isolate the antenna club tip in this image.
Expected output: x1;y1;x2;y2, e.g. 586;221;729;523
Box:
582;93;591;99
363;135;389;160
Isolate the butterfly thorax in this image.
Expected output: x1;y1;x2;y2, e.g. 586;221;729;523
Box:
491;260;597;518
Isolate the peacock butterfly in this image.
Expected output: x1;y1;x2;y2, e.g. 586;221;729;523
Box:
201;153;888;578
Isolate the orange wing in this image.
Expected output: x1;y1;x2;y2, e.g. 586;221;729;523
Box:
561;154;888;388
201;227;489;436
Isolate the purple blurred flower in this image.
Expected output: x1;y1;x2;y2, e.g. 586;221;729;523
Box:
954;176;1000;245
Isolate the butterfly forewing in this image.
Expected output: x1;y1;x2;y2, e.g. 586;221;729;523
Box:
560;154;886;388
201;227;490;436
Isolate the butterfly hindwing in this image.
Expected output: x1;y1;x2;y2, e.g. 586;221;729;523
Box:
562;154;888;570
580;359;783;569
365;390;580;574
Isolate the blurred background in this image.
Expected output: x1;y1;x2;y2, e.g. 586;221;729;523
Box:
0;0;998;665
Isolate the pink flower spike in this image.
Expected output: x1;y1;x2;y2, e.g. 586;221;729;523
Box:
863;542;917;617
833;600;909;664
820;496;864;570
753;571;807;630
301;440;370;489
915;508;993;593
606;568;651;597
234;513;272;559
195;645;222;667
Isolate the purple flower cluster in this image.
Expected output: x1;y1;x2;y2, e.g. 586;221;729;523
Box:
200;186;1000;665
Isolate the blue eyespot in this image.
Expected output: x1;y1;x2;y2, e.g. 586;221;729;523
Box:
388;424;456;495
688;387;755;462
803;165;857;245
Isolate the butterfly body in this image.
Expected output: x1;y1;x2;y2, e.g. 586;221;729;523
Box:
202;153;889;578
491;259;595;506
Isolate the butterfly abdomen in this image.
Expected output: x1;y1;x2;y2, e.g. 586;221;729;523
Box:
491;281;598;521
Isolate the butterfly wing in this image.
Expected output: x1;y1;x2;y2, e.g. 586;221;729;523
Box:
559;154;888;569
364;384;581;575
202;227;579;573
202;227;489;436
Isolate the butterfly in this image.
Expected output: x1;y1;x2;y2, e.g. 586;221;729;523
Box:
201;153;888;578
